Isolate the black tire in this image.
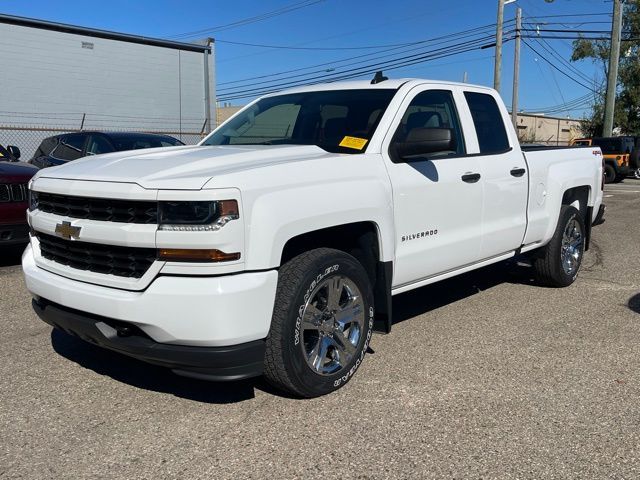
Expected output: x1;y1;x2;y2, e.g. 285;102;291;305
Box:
613;174;625;183
603;164;616;184
534;205;585;287
264;248;374;398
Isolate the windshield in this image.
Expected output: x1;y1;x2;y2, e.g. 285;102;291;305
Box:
203;89;396;154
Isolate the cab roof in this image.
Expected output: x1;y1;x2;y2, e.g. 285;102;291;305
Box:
271;78;494;97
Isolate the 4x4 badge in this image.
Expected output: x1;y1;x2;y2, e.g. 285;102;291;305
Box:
55;221;81;240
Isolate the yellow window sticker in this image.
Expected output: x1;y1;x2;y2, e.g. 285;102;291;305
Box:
339;136;368;150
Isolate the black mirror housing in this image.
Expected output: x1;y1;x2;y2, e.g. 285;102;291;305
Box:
394;128;456;160
7;145;21;160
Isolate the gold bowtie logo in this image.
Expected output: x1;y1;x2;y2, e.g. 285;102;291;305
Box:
55;221;81;240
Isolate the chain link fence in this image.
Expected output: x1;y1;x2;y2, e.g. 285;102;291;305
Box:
0;125;206;161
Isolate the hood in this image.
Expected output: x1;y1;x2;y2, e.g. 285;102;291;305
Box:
35;144;338;190
0;160;39;183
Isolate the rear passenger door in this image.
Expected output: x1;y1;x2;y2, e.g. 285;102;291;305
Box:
382;87;484;288
462;90;528;259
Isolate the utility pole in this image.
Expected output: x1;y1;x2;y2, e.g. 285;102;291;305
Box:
494;0;516;93
603;0;624;137
511;7;522;129
493;0;505;92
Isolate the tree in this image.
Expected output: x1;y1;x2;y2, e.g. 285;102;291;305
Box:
572;1;640;136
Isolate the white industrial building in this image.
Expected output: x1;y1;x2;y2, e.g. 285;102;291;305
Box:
0;14;215;157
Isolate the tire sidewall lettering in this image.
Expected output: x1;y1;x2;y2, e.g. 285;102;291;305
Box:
294;264;339;346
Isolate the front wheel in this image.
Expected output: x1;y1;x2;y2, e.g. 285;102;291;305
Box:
264;248;374;397
633;168;640;180
533;205;585;287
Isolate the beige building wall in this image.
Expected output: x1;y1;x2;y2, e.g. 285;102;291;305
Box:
216;106;243;126
515;114;584;146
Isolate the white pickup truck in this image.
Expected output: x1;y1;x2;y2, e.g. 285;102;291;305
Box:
23;78;605;397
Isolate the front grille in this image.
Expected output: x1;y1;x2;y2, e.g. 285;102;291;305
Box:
0;183;27;203
37;233;156;278
36;192;157;224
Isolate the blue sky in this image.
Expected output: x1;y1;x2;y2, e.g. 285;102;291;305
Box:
0;0;614;117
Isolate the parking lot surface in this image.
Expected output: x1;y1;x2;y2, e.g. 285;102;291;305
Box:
1;180;639;479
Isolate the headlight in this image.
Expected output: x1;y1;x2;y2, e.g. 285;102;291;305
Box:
158;200;239;231
28;189;39;211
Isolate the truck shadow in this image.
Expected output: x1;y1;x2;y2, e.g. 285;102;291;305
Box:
391;257;537;325
49;329;277;403
0;245;26;267
49;256;538;403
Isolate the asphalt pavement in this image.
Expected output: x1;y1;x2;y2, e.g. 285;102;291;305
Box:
1;180;639;479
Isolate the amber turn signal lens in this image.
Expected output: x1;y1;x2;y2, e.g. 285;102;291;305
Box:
158;249;241;262
218;200;239;217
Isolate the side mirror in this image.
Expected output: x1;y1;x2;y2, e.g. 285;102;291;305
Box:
394;128;456;160
7;145;21;160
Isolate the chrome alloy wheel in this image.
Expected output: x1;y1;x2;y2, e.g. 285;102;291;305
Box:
634;168;640;180
561;218;583;276
299;275;365;376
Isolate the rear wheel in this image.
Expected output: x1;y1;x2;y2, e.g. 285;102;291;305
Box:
603;164;616;184
633;168;640;180
534;205;585;287
264;248;374;397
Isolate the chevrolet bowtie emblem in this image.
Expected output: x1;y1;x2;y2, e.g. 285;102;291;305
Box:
54;221;81;240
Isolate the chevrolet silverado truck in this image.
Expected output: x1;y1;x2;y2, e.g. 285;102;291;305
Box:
23;78;605;397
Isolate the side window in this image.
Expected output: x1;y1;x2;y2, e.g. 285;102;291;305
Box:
86;135;114;155
52;134;86;160
464;92;510;154
393;89;466;158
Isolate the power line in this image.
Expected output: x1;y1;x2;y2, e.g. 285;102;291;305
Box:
217;35;503;102
522;23;597;86
215;38;428;51
522;39;599;93
167;0;327;39
218;21;511;87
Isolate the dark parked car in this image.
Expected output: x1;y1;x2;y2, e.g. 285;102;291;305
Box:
29;131;184;169
1;146;38;245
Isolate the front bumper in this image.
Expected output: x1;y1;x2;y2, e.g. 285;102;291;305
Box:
33;298;265;381
23;244;278;347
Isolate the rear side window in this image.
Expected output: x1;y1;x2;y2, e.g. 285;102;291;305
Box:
464;92;510;154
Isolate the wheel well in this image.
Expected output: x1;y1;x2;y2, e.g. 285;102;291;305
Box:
280;222;392;333
562;185;591;251
562;186;590;219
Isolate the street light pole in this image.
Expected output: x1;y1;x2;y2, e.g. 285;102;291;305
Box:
494;0;516;93
603;0;624;137
494;0;505;92
511;7;522;129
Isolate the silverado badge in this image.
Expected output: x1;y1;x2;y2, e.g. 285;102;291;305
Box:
55;221;81;240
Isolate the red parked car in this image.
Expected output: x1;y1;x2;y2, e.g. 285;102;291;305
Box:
1;144;37;245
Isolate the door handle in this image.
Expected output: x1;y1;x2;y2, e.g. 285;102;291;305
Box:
510;167;526;177
461;172;481;183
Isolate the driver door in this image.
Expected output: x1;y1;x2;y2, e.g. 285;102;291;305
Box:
382;87;484;289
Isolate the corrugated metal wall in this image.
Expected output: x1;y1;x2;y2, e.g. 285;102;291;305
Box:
0;22;214;157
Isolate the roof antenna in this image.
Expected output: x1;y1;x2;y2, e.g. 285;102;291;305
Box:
371;71;388;85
